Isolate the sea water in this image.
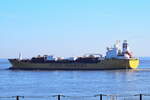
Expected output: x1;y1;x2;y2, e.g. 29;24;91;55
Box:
0;58;150;98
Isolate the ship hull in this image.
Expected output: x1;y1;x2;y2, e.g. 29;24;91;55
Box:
8;59;139;70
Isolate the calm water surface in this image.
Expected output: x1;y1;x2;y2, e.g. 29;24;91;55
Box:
0;58;150;96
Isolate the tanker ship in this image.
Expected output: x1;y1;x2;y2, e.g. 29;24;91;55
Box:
9;40;139;70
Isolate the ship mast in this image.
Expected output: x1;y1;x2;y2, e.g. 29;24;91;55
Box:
19;53;22;61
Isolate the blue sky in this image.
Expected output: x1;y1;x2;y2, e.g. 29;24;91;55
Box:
0;0;150;58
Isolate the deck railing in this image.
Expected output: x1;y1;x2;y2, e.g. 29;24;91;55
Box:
0;94;149;100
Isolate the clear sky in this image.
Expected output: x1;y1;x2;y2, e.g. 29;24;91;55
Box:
0;0;150;58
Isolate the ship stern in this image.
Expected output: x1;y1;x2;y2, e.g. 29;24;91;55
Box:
128;59;139;69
